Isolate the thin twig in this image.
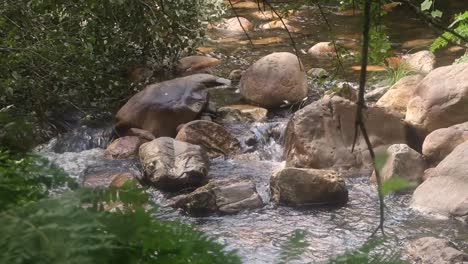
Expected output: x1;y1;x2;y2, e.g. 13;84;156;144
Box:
352;0;386;237
228;0;254;46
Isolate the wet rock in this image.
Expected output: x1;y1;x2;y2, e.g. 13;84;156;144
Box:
323;83;358;102
177;56;220;73
260;19;301;32
307;42;336;58
370;144;425;183
411;141;468;218
365;86;390;103
406;63;468;132
170;179;263;216
175;120;241;157
284;97;420;170
307;68;329;78
422;121;468;164
115;74;229;138
217;105;268;123
406;237;468;264
81;159;140;188
139;137;209;192
240;52;307;108
127;128;155;141
402;50;435;74
228;69;243;81
376;74;424;116
104;136;145;160
47;126;112;153
270;167;348;206
222;17;253;32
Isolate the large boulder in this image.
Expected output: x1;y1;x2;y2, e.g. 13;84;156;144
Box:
175;120;241;157
376;74;424;116
402;50;435;74
270;167;348;206
170;179;263;216
411;141;468;219
284;97;422;170
406;237;468;264
139;137;209;192
370;144;425;183
115;74;229;137
406;63;468;132
240;52;307;108
422;121;468;164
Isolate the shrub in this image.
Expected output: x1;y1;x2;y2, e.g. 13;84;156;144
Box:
0;0;224;122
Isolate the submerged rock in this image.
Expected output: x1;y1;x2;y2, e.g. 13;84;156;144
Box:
270;167;348;206
217;104;268;123
406;237;468;264
406;63;468;132
177;56;220;73
240;52;307;108
139;137;209;192
370;144;425;184
221;17;253;32
115;74;229;138
170;179;263;216
175;120;241;157
376;74;424;116
284;97;421;171
422;121;468;164
411;141;468;219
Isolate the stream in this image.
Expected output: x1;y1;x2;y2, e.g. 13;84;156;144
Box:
37;2;468;263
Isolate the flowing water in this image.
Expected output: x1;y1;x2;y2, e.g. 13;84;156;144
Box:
37;2;468;263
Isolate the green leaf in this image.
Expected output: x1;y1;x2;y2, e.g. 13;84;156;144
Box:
421;0;432;11
373;153;389;173
431;10;443;18
380;177;416;196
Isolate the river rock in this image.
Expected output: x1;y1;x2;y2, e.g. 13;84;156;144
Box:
307;68;329;78
260;19;301;32
104;136;145;160
175;120;241;157
406;237;468;264
228;69;243;81
177;56;220;73
270;167;348;206
170;179;263;216
411;141;468;218
402;50;435;74
223;17;253;32
240;52;307;108
422;121;468;164
139;137;209;192
406;63;468;132
376;74;424;116
365;86;390;103
81;159;140;188
284;97;421;170
83;172;136;188
127;128;155;141
307;42;336;58
370;144;425;183
115;74;229;138
217;105;268;123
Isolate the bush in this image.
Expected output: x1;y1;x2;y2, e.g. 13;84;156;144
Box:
0;0;224;122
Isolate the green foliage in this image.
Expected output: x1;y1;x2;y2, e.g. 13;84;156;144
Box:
0;182;241;264
381;63;414;86
380;177;417;196
430;12;468;56
368;26;391;64
325;239;407;263
277;229;309;264
0;0;224;122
